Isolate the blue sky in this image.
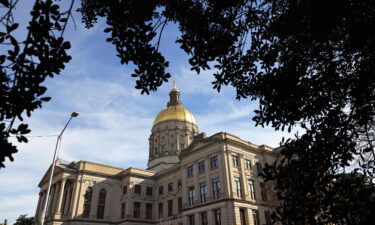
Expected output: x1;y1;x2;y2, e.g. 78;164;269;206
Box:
0;1;292;223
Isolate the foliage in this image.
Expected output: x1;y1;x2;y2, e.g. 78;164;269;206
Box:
78;0;375;224
13;215;33;225
0;0;72;167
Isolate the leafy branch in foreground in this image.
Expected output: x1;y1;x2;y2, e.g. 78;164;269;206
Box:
0;0;72;168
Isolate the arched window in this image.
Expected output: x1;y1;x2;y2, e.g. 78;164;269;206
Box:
82;187;93;218
97;188;106;219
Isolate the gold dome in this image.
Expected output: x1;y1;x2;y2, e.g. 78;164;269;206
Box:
153;81;197;126
153;104;197;126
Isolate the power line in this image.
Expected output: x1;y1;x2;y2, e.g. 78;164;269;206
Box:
9;134;58;138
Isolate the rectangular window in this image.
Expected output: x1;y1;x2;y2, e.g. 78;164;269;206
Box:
245;159;252;170
212;178;220;199
158;202;163;219
134;185;141;194
214;209;221;225
200;212;208;225
178;179;182;189
260;182;268;201
170;143;175;151
198;160;206;173
168;183;173;192
187;165;194;177
133;202;140;219
188;186;195;206
234;177;242;197
123;185;127;195
189;214;195;225
146;187;153;196
168;200;173;216
121;202;125;219
248;180;256;200
232;155;239;167
252;209;260;225
146;203;153;219
265;211;271;225
178;197;183;213
210;155;218;169
200;182;207;203
159;186;164;195
256;162;263;173
239;208;247;225
180;143;185;151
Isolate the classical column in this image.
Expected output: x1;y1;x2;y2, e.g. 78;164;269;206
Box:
55;179;66;218
51;182;60;215
47;185;56;217
64;184;73;216
35;192;43;219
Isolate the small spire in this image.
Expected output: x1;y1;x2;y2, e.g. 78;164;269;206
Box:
171;80;178;91
167;80;181;106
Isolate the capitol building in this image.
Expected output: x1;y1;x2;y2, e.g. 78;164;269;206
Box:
34;83;280;225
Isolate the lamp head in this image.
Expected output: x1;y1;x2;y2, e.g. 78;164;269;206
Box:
71;112;79;118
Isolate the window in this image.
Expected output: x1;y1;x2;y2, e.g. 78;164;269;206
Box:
210;155;218;169
121;202;125;219
200;212;208;225
187;165;194;177
168;200;173;216
170;143;175;151
178;197;182;213
122;185;127;195
248;180;256;200
97;189;106;219
168;183;173;192
256;162;263;173
232;155;239;167
146;187;153;196
265;211;271;225
252;209;260;225
134;185;141;194
214;209;221;225
200;182;207;203
212;178;220;199
189;215;195;225
234;177;242;197
83;187;93;218
180;143;185;151
245;159;252;170
146;203;153;219
133;202;140;218
198;161;206;173
188;186;195;206
158;202;163;218
177;179;182;189
159;186;164;195
260;183;268;201
239;208;247;225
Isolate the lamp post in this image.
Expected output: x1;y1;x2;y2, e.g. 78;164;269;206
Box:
40;112;79;225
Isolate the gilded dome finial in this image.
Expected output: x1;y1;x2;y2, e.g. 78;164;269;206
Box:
167;80;180;106
171;80;178;92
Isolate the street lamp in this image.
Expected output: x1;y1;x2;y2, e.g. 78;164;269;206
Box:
40;112;79;225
